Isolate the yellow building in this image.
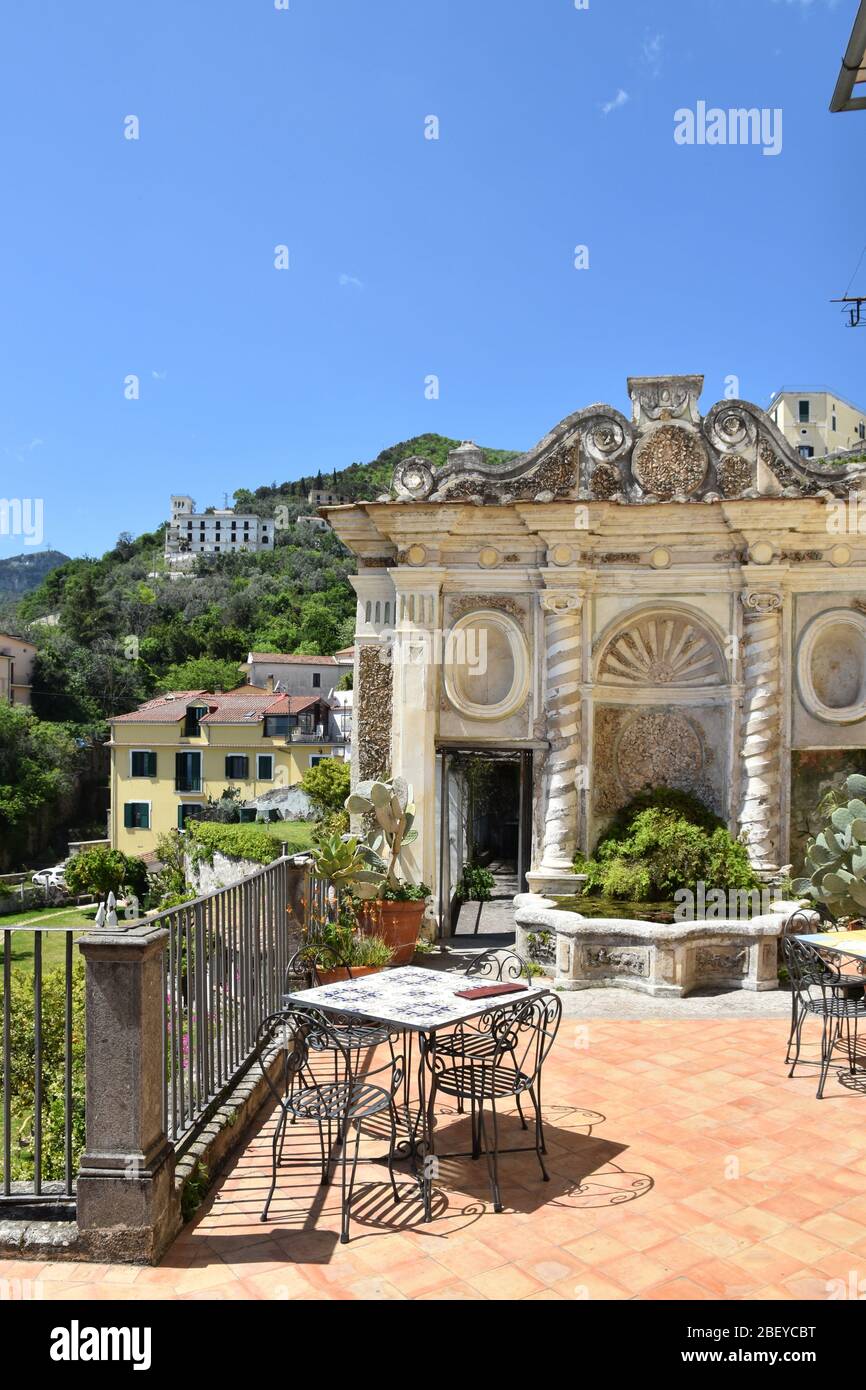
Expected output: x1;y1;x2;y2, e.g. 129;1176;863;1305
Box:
767;386;866;459
109;685;344;855
0;632;36;706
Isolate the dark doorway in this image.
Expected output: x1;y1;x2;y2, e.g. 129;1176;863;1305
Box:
472;760;519;864
437;746;533;937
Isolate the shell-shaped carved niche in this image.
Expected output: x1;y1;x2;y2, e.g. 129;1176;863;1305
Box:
598;611;727;688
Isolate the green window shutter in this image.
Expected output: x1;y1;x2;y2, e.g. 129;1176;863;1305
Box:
141;804;150;829
146;752;157;776
124;804;133;828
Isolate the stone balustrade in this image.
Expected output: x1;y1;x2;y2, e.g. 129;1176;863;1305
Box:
514;893;815;997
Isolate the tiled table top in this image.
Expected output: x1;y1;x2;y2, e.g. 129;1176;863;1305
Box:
284;964;547;1031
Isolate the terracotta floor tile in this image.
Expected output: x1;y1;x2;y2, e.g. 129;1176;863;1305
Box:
642;1276;716;1300
599;1250;671;1294
551;1267;632;1300
686;1257;758;1298
23;1016;866;1302
467;1265;544;1300
801;1212;866;1249
764;1227;840;1265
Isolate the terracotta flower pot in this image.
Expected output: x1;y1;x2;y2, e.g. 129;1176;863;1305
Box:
360;899;426;966
315;963;384;987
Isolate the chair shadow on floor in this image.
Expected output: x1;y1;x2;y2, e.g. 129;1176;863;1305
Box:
194;1096;655;1264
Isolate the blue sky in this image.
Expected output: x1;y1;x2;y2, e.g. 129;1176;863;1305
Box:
0;0;863;559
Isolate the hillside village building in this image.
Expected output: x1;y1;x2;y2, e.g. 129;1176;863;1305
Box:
109;682;347;855
164;495;274;569
768;386;866;459
0;632;35;706
324;375;866;925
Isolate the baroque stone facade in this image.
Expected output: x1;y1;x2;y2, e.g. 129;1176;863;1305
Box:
325;375;866;906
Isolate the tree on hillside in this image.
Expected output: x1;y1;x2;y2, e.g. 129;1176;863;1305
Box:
33;634;150;724
156;657;246;694
0;704;78;832
60;566;111;647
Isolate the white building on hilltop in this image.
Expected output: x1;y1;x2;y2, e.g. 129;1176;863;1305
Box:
164;495;275;568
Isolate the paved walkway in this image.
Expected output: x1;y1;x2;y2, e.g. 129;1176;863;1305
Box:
6;1016;866;1301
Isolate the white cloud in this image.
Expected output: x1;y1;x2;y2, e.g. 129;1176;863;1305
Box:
338;273;364;290
643;32;663;77
601;88;629;116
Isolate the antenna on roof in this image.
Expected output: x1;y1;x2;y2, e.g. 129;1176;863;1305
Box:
831;296;866;328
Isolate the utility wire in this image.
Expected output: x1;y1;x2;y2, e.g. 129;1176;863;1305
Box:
844;237;866;298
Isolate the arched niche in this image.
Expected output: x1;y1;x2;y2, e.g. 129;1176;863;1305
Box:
443;609;529;721
798;610;866;725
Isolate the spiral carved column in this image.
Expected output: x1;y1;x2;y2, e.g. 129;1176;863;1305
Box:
535;591;584;889
738;589;784;872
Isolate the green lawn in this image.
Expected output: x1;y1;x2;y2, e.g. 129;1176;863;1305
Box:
0;905;99;975
264;821;316;852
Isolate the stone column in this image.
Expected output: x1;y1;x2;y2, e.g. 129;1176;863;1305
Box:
77;923;181;1264
389;572;444;893
737;588;784;873
349;572;396;784
527;591;584;896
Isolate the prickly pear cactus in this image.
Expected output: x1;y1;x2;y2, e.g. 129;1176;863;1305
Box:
345;777;418;889
793;773;866;920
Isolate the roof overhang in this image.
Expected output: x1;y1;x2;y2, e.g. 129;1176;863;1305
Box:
830;0;866;112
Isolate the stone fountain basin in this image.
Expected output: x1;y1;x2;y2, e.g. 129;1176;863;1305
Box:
513;893;816;998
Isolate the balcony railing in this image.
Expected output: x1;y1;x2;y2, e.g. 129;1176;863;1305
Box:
0;856;309;1220
0;922;80;1214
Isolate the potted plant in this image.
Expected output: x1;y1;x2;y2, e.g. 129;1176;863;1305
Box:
345;777;431;965
299;912;394;987
304;834;394;983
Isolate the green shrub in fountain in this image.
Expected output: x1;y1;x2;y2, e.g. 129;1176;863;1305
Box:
573;788;760;902
792;773;866;921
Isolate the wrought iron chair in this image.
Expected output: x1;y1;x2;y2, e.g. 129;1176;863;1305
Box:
284;948;397;1055
781;932;866;1098
435;949;538;1126
781;907;865;1068
425;991;562;1212
257;1006;403;1243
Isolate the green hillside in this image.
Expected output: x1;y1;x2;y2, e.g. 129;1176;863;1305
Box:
233;433;519;511
0;549;69;610
11;433;516;730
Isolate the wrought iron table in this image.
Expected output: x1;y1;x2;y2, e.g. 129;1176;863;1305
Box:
283;964;549;1219
795;930;866;970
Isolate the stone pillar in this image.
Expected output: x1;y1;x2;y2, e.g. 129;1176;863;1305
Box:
389;571;443;893
527;590;584;895
738;588;784;873
349;572;396;784
77;923;181;1264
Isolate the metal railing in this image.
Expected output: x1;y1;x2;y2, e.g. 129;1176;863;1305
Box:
1;922;82;1212
153;856;303;1154
0;856;310;1215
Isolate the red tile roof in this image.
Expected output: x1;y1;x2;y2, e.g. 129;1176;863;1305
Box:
110;691;210;724
111;687;330;726
247;652;338;666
